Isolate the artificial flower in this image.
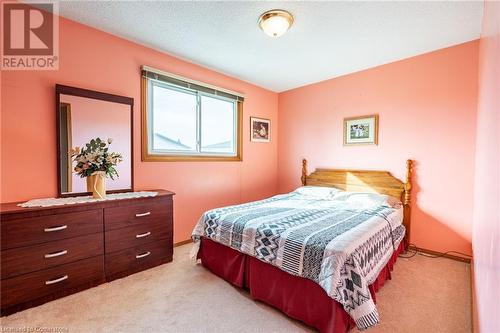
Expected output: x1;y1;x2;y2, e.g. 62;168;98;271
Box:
70;137;122;180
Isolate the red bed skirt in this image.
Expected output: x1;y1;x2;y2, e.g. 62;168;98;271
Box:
198;238;405;333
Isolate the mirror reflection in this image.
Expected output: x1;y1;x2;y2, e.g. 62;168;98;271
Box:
59;94;132;194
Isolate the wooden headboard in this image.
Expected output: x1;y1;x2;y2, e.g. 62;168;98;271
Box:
301;159;413;245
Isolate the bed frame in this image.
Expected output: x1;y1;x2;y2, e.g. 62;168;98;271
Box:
197;161;413;333
301;159;413;246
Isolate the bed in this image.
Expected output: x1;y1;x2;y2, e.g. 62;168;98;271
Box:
192;159;413;332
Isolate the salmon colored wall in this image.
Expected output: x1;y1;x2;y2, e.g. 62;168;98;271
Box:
473;1;500;331
0;17;279;243
0;9;485;257
278;41;479;255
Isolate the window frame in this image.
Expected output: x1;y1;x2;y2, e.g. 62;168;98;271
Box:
141;75;243;162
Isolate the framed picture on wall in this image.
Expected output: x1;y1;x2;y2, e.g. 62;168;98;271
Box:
250;117;271;142
343;115;378;145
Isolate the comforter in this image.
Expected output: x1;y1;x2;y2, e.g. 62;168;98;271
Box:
192;191;405;330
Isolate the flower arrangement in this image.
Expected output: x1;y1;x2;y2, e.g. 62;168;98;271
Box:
70;137;122;179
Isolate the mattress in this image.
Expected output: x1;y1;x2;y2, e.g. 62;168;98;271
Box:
192;189;405;330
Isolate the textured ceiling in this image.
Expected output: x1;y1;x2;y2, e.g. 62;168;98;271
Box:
57;1;483;92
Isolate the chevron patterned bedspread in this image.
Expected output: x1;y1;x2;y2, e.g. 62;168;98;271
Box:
192;191;405;330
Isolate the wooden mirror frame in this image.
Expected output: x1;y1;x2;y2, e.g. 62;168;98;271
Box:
55;84;134;197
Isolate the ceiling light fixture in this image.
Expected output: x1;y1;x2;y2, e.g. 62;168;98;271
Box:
258;9;294;38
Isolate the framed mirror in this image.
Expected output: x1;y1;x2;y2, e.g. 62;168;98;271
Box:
56;84;134;197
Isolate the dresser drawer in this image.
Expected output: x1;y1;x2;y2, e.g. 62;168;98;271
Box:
105;239;172;279
104;198;172;231
1;233;104;279
1;210;103;250
1;256;104;309
105;221;171;254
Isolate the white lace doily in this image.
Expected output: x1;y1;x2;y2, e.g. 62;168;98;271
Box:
18;191;158;208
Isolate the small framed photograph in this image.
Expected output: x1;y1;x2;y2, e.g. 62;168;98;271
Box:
344;115;378;145
250;117;270;142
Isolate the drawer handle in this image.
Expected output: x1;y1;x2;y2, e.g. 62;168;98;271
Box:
44;225;68;232
44;250;68;258
136;231;151;238
135;212;151;217
136;251;151;259
45;275;68;285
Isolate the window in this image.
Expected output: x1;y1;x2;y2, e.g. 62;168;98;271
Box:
141;66;243;161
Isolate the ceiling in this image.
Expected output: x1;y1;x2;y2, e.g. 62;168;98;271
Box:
57;1;484;92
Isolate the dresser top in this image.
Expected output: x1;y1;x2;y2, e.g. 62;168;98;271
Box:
1;189;175;217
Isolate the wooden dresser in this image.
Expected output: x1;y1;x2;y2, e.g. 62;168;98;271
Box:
0;190;174;316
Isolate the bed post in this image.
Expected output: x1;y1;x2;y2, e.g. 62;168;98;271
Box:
403;159;413;249
301;159;307;186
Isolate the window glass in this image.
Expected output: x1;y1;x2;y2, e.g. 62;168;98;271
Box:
146;79;239;159
200;95;235;154
151;84;197;152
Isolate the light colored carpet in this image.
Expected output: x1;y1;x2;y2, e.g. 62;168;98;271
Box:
1;244;471;333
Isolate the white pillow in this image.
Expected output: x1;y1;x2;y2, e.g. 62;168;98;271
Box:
293;186;339;200
333;192;401;209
